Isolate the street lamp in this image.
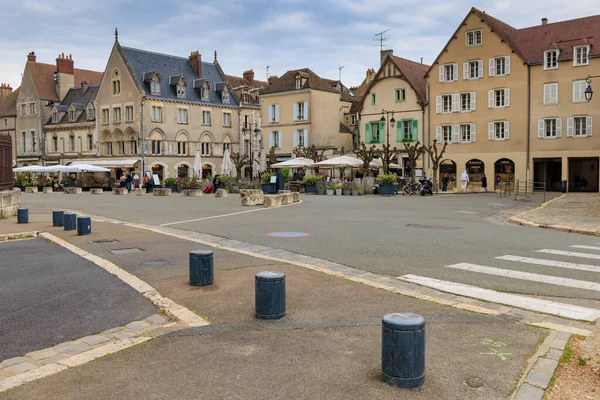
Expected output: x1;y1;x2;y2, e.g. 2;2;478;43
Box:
242;122;261;180
585;75;600;102
380;110;395;173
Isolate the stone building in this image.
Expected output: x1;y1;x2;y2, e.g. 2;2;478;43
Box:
0;84;19;164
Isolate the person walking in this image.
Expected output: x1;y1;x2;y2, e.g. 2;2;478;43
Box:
442;174;449;192
460;170;469;192
212;174;221;193
481;173;488;192
125;172;132;193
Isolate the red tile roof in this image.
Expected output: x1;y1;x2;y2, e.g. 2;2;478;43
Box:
262;68;338;94
390;56;429;101
225;74;268;90
0;87;20;117
28;62;103;101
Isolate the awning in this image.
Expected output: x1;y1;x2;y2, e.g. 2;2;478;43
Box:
71;159;140;168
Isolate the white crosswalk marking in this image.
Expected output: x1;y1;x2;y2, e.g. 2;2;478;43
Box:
571;245;600;252
496;255;600;273
536;249;600;260
446;263;600;291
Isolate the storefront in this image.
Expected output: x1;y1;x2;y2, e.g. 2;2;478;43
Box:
439;159;456;190
494;158;515;189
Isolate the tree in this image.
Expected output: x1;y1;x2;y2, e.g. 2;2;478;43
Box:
268;146;277;168
355;142;377;177
230;152;249;183
376;143;401;174
424;139;448;193
402;141;425;185
293;144;332;163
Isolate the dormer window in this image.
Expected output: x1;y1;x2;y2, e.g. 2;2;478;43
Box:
86;104;94;121
222;91;230;104
69;107;76;122
574;46;589;66
151;79;160;95
52;109;58;123
176;84;186;98
295;77;302;89
201;85;209;100
544;50;559;70
242;93;249;103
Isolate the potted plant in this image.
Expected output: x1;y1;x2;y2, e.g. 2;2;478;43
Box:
325;181;335;196
335;183;343;196
303;174;322;194
24;180;39;193
220;175;230;191
351;184;360;196
316;180;326;195
376;173;397;196
342;182;352;196
261;172;276;194
178;177;203;197
62;174;77;187
164;177;178;193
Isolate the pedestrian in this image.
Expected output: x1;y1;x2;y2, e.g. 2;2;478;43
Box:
442;174;449;192
212;174;221;193
125;172;132;193
119;175;126;189
481;173;488;192
460;170;469;192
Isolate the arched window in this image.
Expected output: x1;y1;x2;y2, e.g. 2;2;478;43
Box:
129;136;138;155
200;134;211;156
176;132;189;156
177;164;189;178
222;135;231;154
112;69;121;95
466;159;485;183
150;130;163;155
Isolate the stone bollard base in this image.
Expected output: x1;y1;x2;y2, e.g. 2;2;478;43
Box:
240;189;264;206
90;188;103;195
152;188;172;196
182;189;203;197
25;187;38;193
64;187;82;194
264;194;282;207
292;192;300;202
215;189;228;197
280;193;294;205
43;187;53;194
113;188;127;195
135;188;146;196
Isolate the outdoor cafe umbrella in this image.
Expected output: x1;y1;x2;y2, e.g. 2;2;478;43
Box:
313;155;362;168
259;149;267;172
271;157;314;169
221;148;233;177
369;158;401;169
45;164;110;173
13;165;52;172
193;147;202;178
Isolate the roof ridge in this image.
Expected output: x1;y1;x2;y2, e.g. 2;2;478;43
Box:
516;14;600;31
391;55;430;68
122;46;212;66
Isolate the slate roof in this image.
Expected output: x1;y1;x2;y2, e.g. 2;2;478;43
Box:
0;87;20;117
262;68;338;94
323;79;356;102
121;46;238;107
47;85;99;125
28;62;103;102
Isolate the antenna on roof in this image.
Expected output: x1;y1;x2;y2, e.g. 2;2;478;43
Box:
265;66;270;79
338;66;344;83
374;29;390;51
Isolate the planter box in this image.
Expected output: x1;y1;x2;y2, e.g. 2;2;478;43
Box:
264;194;282;207
305;184;317;194
24;187;38;193
378;184;395;196
153;188;172;196
182;189;203;197
326;189;334;196
113;188;128;195
215;189;228;197
42;187;53;194
261;183;276;194
335;189;342;196
64;187;82;194
90;188;103;195
167;184;179;193
351;191;359;196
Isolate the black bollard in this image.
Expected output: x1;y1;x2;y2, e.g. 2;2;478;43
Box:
77;216;91;235
189;250;214;286
255;271;286;319
17;208;28;224
52;210;64;227
381;313;425;388
64;213;77;231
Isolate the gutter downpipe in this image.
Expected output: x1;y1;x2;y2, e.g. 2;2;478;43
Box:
427;83;431;172
526;64;531;182
141;97;145;175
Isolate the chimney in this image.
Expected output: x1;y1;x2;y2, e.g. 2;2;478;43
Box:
81;81;89;93
366;68;375;85
542;18;548;25
56;53;74;75
189;51;202;77
27;51;36;62
267;75;278;84
380;49;393;66
421;57;423;64
55;53;75;101
0;83;13;101
243;69;255;83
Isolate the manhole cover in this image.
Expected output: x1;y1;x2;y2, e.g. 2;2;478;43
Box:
89;239;118;244
465;377;485;389
144;260;170;267
109;247;144;255
266;232;310;238
405;224;462;230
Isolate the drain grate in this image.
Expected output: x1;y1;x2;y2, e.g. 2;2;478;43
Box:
405;224;462;230
109;247;144;255
89;239;118;244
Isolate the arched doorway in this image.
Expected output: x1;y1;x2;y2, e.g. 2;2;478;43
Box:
177;164;190;178
439;159;456;190
202;164;213;179
495;158;515;189
466;159;485;186
152;164;164;182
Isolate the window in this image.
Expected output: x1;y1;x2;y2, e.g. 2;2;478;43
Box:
297;129;305;147
489;88;510;108
466;29;482;47
489;121;510;140
370;122;381;143
151;79;160;95
296;102;305;120
545;119;557;137
88;134;93;151
544;50;558;70
574;46;589;66
29;102;35;115
466;60;482;79
351;114;357;125
201;87;209;100
201;142;210;156
442;95;452;113
177;141;187;155
543;83;558;105
495;89;505;107
222;142;230;153
222;92;230;104
371;93;376;105
151;140;161;155
242;93;249;103
52;111;58;123
86;105;94;120
176;84;185;98
117;141;125;155
21;104;26;116
441;64;458;82
395;88;406;102
125;106;134;122
102;108;109;124
460;93;476;112
272;131;280;148
105;142;113;155
573;80;587;103
574;117;587;136
21;132;26;152
177;108;188;124
112;80;120;95
130;138;137;154
442;125;452;143
3;119;7;129
269;104;279;123
30;131;36;152
70;135;76;152
296;78;302;89
69;110;75;122
151;106;162;122
244;139;250;155
402;120;414;141
490;57;510;76
222;112;231;127
460;124;471;143
52;136;58;152
202;111;211;125
567;116;592;137
113;107;121;123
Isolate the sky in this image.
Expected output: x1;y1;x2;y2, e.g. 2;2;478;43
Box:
1;0;599;91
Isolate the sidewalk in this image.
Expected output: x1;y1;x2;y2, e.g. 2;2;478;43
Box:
510;193;600;236
0;211;554;399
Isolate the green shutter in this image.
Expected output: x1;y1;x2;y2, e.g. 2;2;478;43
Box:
364;122;371;144
379;121;385;143
371;93;376;105
412;120;418;142
396;121;403;142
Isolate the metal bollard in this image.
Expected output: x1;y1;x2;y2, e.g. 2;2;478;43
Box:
77;216;91;236
63;213;77;231
17;208;28;224
189;250;214;286
381;313;425;388
52;210;64;227
255;271;286;319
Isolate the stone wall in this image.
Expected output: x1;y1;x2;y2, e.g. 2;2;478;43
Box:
0;189;20;218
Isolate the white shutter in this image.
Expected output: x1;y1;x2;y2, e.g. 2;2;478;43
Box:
268;106;273;123
470;92;476;111
471;124;476;142
452;125;460;143
543;84;549;105
539;120;545;138
489;59;495;77
304;101;309;120
304;130;308;145
453;64;458;81
488;122;494;140
452;94;460;113
478;60;483;78
488;90;494;108
293;103;298;121
439;66;444;83
275;104;280;122
573;81;581;102
278;131;282;148
567;117;574;137
463;62;468;80
436;126;442;142
556;118;562;138
436;96;442;114
552;83;558;104
293;130;298;147
504;121;510;140
268;131;273;148
586;116;593;136
505;88;510;107
505;56;510;75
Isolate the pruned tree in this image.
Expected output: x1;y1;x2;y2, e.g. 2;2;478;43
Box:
424;139;448;193
230;152;249;183
376;143;401;174
268;146;277;169
402;141;425;185
292;144;332;163
355;142;377;177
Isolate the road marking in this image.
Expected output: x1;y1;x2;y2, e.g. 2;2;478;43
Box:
536;249;600;260
446;263;600;291
266;232;310;238
398;274;600;321
571;245;600;252
455;210;479;214
496;255;600;273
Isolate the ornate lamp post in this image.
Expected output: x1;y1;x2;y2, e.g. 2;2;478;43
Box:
379;110;396;174
242;121;261;180
585;76;598;102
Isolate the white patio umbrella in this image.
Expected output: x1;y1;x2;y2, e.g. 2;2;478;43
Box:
221;148;233;177
193;147;202;178
271;157;314;169
259;149;267;172
369;158;401;169
313;155;363;168
13;165;52;172
45;164;110;173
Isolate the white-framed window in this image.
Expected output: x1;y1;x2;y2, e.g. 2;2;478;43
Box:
117;140;125;155
543;83;558;105
222;92;230;104
297;102;305;120
113;107;121;123
573;80;588;103
176;84;185;98
537;118;564;139
567;116;592;137
202;111;211;125
125;106;134;122
466;29;482;47
460;92;476;112
296;77;302;89
488;88;510;108
544;50;558;70
150;79;160;95
88;134;94;151
488;56;510;77
21;131;26;152
460;124;476;143
545;118;558;138
105;142;113;155
442;94;452;113
442;125;453;143
52;111;58;123
70;135;76;151
271;131;281;148
242;93;249;103
488;121;510;140
151;106;162;122
296;129;306;147
177;108;188;124
222;112;231;127
177;141;187;155
201;142;211;156
268;104;279;123
574;46;589;66
69;109;75;122
465;60;483;79
86;105;94;121
201;87;209;100
440;63;458;83
151;140;161;155
102;108;109;124
30;130;36;152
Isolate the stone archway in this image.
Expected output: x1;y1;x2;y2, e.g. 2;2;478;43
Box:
494;158;515;189
439;159;456;190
